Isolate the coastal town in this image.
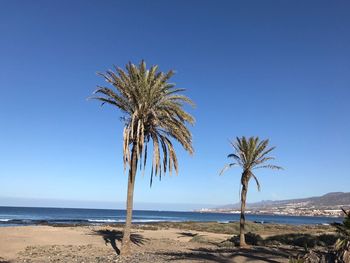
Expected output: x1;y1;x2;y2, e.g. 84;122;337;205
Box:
198;205;344;217
198;192;350;217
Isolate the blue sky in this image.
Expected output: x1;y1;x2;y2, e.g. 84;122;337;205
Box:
0;0;349;210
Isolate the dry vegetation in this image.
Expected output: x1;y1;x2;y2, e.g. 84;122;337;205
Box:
133;221;334;236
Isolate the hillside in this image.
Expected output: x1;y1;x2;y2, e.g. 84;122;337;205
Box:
215;192;350;211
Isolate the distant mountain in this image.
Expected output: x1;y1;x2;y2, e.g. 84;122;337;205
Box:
216;192;350;210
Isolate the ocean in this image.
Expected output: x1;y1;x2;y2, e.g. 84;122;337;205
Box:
0;206;342;227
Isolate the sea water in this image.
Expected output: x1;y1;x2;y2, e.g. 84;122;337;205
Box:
0;206;342;227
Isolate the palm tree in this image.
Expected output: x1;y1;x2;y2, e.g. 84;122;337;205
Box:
91;60;194;255
220;136;282;247
333;208;350;262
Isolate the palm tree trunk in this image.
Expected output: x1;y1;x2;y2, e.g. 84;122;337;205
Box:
239;177;248;247
120;144;138;256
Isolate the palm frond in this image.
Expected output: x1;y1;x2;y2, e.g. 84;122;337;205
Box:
219;163;237;175
251;173;261;191
253;164;283;170
91;61;194;186
221;136;282;191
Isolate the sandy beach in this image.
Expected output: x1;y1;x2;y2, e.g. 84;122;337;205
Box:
0;222;335;262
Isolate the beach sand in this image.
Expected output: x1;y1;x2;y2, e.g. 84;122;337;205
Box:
0;223;332;262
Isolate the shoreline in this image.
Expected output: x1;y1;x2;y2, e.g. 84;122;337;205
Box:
0;218;340;228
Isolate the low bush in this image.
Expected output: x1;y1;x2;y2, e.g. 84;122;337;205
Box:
219;232;264;246
317;233;338;247
189;235;213;244
265;233;338;249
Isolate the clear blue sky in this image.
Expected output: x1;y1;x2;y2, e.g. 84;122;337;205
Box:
0;0;349;210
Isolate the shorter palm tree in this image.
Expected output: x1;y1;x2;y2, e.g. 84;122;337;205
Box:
220;136;282;247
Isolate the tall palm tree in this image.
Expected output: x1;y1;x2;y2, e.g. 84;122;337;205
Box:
220;136;282;247
91;60;194;255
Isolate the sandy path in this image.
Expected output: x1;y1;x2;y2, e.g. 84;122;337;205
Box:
0;226;107;260
0;226;230;261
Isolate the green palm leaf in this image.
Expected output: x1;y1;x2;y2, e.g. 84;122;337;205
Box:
91;60;195;185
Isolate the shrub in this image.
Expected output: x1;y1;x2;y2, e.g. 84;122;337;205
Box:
220;232;263;247
265;234;316;248
333;208;350;262
245;232;264;246
317;234;338;247
189;235;213;244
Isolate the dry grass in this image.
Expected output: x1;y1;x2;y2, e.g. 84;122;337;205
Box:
133;221;334;236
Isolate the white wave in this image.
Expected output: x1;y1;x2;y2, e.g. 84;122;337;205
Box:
134;219;183;223
87;218;181;223
133;219;164;222
0;219;11;222
87;219;119;223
